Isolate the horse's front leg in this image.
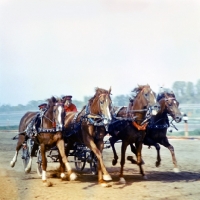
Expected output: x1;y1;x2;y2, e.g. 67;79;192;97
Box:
10;134;25;167
144;137;161;167
161;138;179;172
109;136;119;166
56;139;77;180
84;137;112;184
40;143;48;182
95;138;112;187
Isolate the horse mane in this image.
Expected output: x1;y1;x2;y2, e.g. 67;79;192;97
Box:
46;96;57;108
129;84;150;102
88;87;111;105
156;88;175;102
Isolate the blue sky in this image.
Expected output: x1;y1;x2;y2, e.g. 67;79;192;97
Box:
0;0;200;106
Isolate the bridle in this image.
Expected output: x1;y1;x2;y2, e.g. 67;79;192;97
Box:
85;93;112;127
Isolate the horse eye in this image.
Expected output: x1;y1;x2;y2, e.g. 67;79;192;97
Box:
100;101;104;105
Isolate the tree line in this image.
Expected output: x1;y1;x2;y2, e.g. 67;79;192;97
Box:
0;80;199;112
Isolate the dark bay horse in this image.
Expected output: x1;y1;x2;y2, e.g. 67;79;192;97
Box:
142;89;182;172
11;97;77;183
63;87;113;187
108;85;159;183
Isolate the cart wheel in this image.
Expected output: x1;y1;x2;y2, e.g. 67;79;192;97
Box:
36;148;42;177
89;152;98;175
74;151;86;171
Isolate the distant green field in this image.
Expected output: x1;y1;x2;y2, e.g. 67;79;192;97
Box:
0;125;18;130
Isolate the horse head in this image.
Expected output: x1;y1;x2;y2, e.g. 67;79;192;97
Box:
88;87;112;125
157;91;182;123
53;98;65;131
130;84;160;116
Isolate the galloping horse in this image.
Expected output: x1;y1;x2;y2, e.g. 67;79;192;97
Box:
63;87;113;187
142;89;182;172
108;85;159;183
10;96;76;184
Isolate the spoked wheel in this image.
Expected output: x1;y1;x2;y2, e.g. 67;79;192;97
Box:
89;151;98;175
74;150;86;171
36;147;42;177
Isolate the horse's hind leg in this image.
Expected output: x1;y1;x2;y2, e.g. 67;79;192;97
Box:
109;136;119;166
135;141;147;179
10;134;25;167
119;141;128;184
56;139;77;181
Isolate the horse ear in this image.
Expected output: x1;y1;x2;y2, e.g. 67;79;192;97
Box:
108;86;112;94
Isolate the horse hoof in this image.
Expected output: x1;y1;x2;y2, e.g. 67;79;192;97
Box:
143;175;148;180
155;161;160;167
43;181;53;187
173;168;180;173
69;172;77;181
103;174;112;181
127;156;137;164
10;161;15;168
119;177;126;184
99;180;112;187
112;159;117;166
60;173;67;180
25;167;31;174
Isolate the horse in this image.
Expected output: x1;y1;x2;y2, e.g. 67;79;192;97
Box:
138;89;182;172
11;96;77;184
10;111;37;169
108;84;159;183
62;87;113;187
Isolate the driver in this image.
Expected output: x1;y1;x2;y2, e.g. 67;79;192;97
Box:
62;95;78;112
26;103;48;137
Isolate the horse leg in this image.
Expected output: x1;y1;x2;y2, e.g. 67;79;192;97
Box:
24;141;38;173
127;143;144;165
40;143;48;182
10;134;25;167
144;137;161;167
85;138;112;183
161;138;179;172
109;136;119;166
119;141;128;184
56;139;77;180
57;153;67;180
135;141;147;179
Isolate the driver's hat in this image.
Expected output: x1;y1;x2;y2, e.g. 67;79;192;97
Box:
38;103;47;109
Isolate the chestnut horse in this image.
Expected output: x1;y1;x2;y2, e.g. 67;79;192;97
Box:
10;97;76;184
63;87;113;187
126;89;182;172
108;85;159;183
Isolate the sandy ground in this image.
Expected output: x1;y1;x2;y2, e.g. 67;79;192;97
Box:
0;131;200;200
